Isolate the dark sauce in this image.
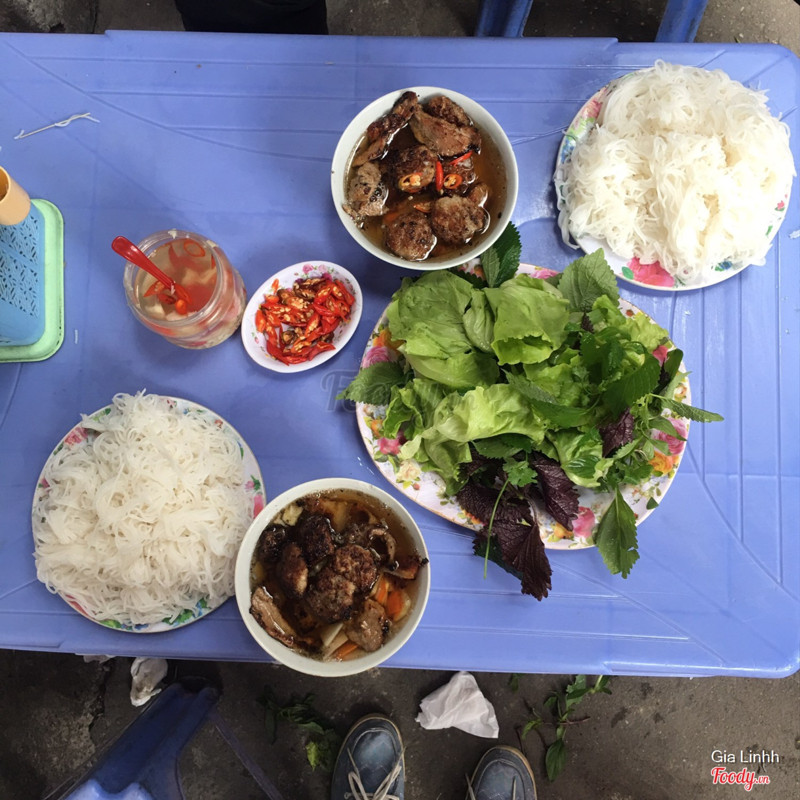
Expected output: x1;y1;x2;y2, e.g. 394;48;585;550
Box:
347;113;508;263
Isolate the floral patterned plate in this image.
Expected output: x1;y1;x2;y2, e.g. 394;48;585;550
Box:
241;261;362;373
355;264;690;550
32;396;266;632
553;78;791;291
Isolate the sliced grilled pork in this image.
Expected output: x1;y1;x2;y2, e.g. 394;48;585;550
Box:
352;90;420;166
409;108;480;157
344;598;388;652
345;162;388;220
426;95;473;127
250;587;316;650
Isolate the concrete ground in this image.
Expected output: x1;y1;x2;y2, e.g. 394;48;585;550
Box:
1;1;799;799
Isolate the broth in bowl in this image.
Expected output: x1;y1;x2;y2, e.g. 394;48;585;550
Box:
335;88;515;268
248;487;427;664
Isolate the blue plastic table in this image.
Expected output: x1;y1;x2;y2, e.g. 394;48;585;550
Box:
0;32;797;677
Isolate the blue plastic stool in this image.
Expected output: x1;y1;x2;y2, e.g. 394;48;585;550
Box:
52;679;220;800
656;0;710;42
475;0;710;41
475;0;533;37
46;678;286;800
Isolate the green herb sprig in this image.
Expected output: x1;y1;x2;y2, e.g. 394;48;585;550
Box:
258;689;342;772
520;675;612;781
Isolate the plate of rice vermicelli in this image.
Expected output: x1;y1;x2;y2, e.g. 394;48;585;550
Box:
31;391;265;632
554;60;795;290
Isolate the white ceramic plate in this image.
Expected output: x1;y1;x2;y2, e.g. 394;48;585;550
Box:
32;396;266;632
241;261;362;373
553;78;792;291
354;264;690;550
331;86;519;271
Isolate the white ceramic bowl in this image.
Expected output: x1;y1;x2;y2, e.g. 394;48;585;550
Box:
240;261;362;373
331;86;519;270
234;477;430;676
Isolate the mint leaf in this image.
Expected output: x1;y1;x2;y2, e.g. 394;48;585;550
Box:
556;250;619;312
648;415;685;439
594;487;639;577
656;347;683;390
336;361;406;405
579;333;625;383
651;438;671;455
481;222;521;288
657;397;724;423
603;354;661;417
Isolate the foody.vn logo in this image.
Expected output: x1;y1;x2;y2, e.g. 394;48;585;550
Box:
711;767;770;791
710;749;778;790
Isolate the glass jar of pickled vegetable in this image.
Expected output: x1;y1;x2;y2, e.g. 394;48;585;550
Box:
123;229;246;349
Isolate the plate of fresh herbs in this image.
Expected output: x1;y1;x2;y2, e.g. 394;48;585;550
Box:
339;225;722;599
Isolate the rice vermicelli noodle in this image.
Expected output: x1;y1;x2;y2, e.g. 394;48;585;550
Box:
32;391;252;626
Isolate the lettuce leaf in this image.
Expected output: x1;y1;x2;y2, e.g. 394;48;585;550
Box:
404;349;499;389
383;379;448;439
521;356;589;409
423;384;548;450
386;271;475;359
589;295;669;353
485;275;571;365
463;289;495;352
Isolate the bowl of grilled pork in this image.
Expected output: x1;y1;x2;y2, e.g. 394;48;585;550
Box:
331;86;518;270
234;477;430;676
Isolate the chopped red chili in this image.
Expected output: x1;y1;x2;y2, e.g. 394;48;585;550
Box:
398;172;423;192
450;151;473;166
257;275;356;365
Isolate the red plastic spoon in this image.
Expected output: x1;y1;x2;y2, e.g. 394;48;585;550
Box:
112;235;192;315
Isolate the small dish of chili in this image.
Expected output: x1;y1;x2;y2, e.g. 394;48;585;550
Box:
241;261;362;373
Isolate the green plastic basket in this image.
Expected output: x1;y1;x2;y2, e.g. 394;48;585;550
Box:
0;199;64;362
